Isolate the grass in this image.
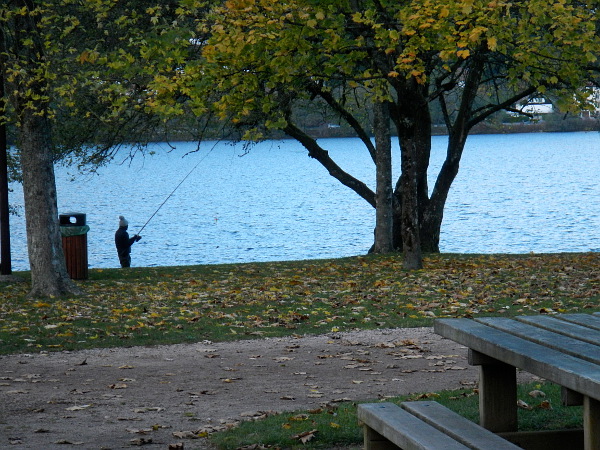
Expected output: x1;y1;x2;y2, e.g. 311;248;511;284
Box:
209;381;583;449
1;252;597;448
1;252;599;355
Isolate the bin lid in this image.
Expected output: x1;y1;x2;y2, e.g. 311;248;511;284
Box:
59;213;86;226
60;225;90;237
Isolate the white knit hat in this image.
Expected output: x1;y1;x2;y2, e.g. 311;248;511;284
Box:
119;215;128;227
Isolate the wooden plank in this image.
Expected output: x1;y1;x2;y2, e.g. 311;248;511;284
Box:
363;426;398;450
476;317;600;365
584;396;600;450
498;429;583;450
357;403;469;450
434;318;600;400
478;357;518;432
517;315;600;346
562;387;584;406
557;313;600;332
401;401;520;449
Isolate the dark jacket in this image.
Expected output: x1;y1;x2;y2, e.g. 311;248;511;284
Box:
115;226;137;258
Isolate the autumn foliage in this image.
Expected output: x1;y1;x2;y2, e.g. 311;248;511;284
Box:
1;253;599;354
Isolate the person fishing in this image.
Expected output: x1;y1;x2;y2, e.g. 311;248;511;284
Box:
114;216;141;268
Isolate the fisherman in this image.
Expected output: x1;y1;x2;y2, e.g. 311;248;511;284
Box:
114;216;141;268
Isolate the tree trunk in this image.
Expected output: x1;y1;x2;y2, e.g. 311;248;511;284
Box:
394;82;423;270
372;101;394;253
10;0;81;297
19;113;81;297
0;73;11;275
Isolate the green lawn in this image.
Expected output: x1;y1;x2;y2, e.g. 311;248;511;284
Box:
210;381;582;449
1;252;598;355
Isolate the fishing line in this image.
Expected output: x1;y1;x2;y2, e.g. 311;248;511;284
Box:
136;142;218;236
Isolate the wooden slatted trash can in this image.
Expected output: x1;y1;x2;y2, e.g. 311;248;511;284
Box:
59;213;90;280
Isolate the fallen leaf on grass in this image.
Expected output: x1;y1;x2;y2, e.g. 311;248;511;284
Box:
291;429;318;444
517;399;532;410
528;389;546;398
290;414;309;421
539;400;553;410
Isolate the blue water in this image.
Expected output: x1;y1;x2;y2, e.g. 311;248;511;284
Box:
6;131;600;271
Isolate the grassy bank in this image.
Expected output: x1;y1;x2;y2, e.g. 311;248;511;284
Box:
211;381;582;449
1;252;598;355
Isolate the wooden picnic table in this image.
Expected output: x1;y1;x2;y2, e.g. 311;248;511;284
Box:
434;313;600;450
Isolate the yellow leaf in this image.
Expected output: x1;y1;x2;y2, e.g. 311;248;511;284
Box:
487;37;497;51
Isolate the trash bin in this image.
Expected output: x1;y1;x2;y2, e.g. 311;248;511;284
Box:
59;213;90;280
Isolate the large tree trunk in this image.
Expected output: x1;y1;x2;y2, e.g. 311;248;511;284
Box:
372;101;394;253
19;113;81;297
394;81;423;269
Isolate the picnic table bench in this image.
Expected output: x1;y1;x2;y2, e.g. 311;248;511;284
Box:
358;401;520;449
358;313;600;450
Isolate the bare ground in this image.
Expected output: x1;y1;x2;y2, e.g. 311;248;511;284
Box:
0;327;535;450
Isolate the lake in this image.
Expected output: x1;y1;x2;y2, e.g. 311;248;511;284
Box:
6;131;600;271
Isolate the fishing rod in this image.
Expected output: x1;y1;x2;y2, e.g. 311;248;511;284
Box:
136;143;217;236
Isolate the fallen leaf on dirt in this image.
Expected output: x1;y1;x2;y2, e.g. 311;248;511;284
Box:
240;411;271;418
109;383;128;389
134;407;164;413
126;428;154;434
130;437;153;445
66;405;91;411
221;378;241;383
280;395;296;400
54;439;85;445
189;390;217;396
291;429;318;444
172;430;200;439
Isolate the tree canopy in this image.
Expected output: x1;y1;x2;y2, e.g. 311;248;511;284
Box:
0;0;209;296
177;0;600;266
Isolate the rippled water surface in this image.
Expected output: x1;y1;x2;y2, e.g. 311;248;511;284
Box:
7;132;600;270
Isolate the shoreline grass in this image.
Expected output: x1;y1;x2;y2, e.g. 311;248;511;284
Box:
1;252;599;355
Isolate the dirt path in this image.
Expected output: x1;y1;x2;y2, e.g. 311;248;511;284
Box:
0;327;532;449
